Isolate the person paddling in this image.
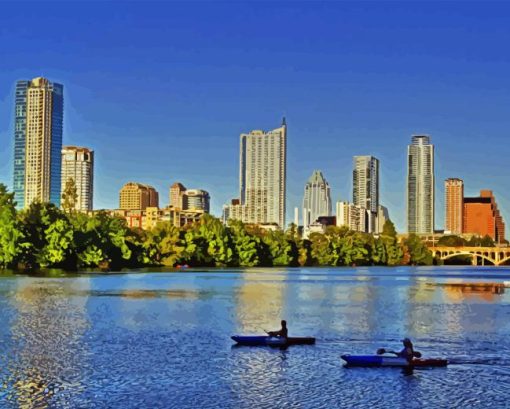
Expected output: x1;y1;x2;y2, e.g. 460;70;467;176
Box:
396;338;415;362
378;338;418;363
267;320;288;339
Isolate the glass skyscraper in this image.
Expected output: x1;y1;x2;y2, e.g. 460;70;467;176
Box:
407;135;435;234
13;77;63;208
302;170;331;229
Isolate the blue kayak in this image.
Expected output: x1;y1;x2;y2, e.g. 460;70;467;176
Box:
341;354;447;367
231;335;316;346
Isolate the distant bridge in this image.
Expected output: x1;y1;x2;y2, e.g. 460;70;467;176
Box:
431;246;510;266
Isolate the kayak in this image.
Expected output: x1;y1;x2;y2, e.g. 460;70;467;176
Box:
341;354;448;367
231;335;316;346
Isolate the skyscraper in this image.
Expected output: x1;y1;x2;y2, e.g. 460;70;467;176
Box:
445;178;463;235
302;170;331;229
407;135;435;234
13;77;64;208
61;146;94;211
353;155;379;232
239;119;287;228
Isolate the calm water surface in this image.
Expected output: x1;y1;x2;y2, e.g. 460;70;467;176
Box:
0;266;510;408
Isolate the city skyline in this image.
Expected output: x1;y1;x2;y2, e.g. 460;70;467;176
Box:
1;3;510;234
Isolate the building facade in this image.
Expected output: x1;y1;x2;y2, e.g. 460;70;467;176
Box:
239;119;287;228
61;146;94;211
302;170;331;230
119;182;159;210
407;135;435;234
463;190;505;243
336;201;368;233
92;207;204;230
445;178;464;235
185;189;210;213
377;205;390;234
169;182;186;209
13;77;64;208
353;155;379;233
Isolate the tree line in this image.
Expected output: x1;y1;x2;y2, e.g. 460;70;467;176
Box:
0;184;435;271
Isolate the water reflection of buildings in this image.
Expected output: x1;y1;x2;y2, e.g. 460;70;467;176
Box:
6;277;90;408
234;270;286;333
405;277;439;336
442;282;504;302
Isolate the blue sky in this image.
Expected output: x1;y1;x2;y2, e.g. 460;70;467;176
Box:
1;1;510;233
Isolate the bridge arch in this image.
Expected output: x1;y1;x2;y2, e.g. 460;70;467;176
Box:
437;251;496;265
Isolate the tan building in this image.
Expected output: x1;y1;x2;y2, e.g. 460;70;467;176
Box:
119;182;159;210
93;207;204;230
239;120;287;228
169;182;186;209
445;178;464;235
336;201;368;232
61;146;94;211
20;77;64;208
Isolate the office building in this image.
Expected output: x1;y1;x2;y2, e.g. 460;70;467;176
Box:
185;189;210;213
169;182;210;213
239;119;287;228
13;77;64;208
353;155;379;233
336;201;368;233
169;182;186;209
407;135;435;234
302;170;331;230
463;190;505;243
377;205;390;234
119;182;159;210
61;146;94;211
445;178;464;235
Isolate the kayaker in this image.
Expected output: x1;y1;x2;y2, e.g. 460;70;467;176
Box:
396;338;415;362
267;320;288;339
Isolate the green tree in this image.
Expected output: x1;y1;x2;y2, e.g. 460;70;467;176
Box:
262;229;297;266
229;220;262;267
0;184;25;268
61;177;78;213
437;235;466;247
381;220;403;266
18;202;75;268
403;234;433;265
143;222;184;266
181;215;234;266
467;235;495;247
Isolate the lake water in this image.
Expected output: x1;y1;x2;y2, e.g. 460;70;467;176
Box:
0;266;509;408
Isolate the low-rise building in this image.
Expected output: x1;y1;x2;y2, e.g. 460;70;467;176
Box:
91;206;204;230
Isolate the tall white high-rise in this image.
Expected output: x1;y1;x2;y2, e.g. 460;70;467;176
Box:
239;119;287;228
353;155;379;232
302;170;331;229
407;135;435;234
61;146;94;211
15;77;64;208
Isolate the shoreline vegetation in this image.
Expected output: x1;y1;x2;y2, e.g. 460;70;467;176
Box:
0;184;497;272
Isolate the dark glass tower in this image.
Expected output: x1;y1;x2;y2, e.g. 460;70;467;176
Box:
13;81;29;208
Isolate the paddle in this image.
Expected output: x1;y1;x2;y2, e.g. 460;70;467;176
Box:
377;348;422;358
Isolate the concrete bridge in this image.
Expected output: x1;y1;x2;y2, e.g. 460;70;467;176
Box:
431;246;510;266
